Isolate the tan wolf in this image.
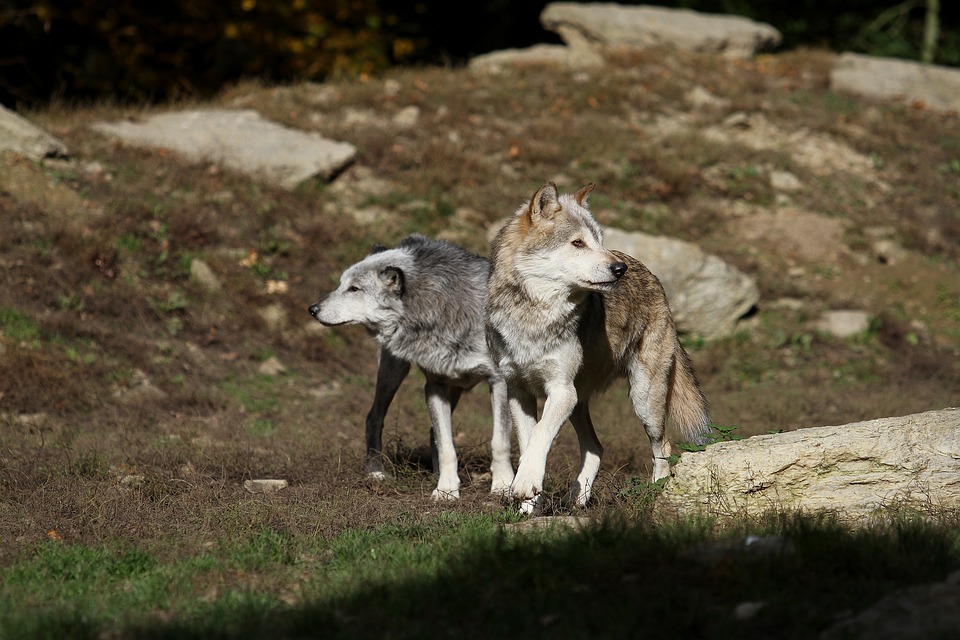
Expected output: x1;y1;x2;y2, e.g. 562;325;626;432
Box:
485;182;711;513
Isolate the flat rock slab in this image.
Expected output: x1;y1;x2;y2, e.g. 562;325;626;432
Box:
0;104;68;160
541;2;782;59
831;52;960;113
92;109;356;189
504;516;594;533
661;408;960;520
469;44;602;72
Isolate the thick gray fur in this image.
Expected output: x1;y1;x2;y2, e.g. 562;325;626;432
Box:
309;234;514;500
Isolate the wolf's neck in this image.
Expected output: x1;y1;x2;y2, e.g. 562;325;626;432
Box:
491;272;586;335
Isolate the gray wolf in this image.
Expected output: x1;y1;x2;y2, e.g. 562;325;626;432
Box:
308;234;514;501
485;182;711;513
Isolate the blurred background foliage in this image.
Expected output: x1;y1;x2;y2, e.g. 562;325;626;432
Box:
0;0;957;108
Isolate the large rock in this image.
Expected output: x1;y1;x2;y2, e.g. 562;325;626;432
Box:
661;408;960;520
830;52;960;113
541;2;782;60
602;226;759;340
92;109;355;189
0;104;68;160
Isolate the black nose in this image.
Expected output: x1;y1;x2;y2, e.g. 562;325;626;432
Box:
610;261;627;279
308;303;320;318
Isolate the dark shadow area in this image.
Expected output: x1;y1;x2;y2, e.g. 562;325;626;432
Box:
70;514;960;639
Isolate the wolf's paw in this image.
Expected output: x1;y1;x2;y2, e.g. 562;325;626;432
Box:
565;481;591;509
431;487;461;501
510;469;542;502
652;457;672;482
518;494;543;516
489;468;515;496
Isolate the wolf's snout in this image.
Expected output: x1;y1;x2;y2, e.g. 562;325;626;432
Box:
610;261;627;279
308;303;321;318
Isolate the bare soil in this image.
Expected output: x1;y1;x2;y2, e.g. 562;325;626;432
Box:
1;46;959;562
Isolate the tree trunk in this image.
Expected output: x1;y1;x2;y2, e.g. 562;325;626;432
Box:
922;0;940;64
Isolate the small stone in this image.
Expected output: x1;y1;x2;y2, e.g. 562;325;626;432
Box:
265;280;288;295
18;412;48;427
309;380;342;399
815;310;871;338
872;239;906;264
734;601;766;620
392;105;420;129
723;112;752;129
257;356;287;377
769;170;802;192
383;79;401;97
190;258;221;292
685;85;731;110
244;479;289;494
259;304;288;331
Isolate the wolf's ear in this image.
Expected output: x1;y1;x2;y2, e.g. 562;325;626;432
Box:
528;182;561;223
574;182;595;206
379;266;405;296
370;243;388;255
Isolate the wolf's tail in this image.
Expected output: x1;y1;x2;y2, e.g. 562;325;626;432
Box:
668;343;712;446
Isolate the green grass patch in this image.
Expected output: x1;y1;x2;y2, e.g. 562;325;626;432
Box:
243;418;276;437
0;307;43;344
221;374;280;413
1;511;958;639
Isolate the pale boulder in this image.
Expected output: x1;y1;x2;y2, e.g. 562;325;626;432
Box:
541;2;782;59
661;408;960;520
602;226;759;340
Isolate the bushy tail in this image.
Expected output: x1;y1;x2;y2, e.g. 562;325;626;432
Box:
668;344;712;445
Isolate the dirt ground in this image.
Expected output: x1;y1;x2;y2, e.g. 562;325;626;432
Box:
1;46;959;560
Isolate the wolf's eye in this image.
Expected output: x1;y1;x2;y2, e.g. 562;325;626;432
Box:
571;239;586;248
347;285;361;292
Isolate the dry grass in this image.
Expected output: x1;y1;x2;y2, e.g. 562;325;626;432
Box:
1;45;959;580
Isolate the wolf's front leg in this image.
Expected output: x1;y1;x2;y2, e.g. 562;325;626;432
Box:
424;380;460;500
365;348;410;479
511;382;578;513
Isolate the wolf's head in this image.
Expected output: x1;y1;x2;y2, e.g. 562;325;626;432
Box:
493;182;626;297
308;244;410;332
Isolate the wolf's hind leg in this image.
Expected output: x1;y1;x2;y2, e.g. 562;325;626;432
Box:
628;359;671;482
425;379;461;501
509;388;538;456
365;347;410;479
567;401;603;508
